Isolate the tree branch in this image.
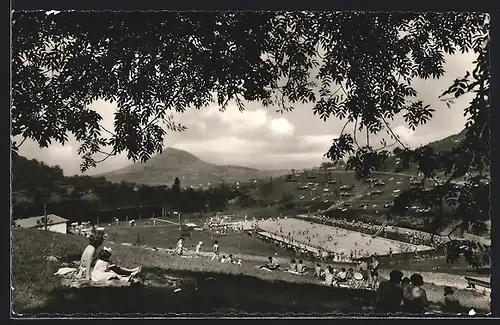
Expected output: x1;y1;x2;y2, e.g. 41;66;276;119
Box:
353;116;360;149
339;119;350;136
99;125;115;136
15;136;28;149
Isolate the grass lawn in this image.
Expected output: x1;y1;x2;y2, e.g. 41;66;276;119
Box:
11;229;372;316
12;228;490;316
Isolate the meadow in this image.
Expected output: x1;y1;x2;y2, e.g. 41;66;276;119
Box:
11;224;491;316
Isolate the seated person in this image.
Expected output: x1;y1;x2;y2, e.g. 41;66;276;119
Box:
289;259;298;272
347;268;355;280
336;268;348;282
260;256;280;270
296;260;306;274
402;273;429;314
221;255;228;263
376;270;403;313
77;229;105;280
92;247;142;282
324;266;335;286
227;254;234;264
314;263;322;278
443;286;461;313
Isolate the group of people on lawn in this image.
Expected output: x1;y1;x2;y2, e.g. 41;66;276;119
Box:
258;254;380;290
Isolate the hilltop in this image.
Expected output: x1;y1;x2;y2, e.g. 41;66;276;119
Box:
100;147;288;187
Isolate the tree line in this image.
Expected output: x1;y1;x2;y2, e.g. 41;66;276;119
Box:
11;155;242;222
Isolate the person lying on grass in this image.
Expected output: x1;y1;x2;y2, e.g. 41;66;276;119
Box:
77;229;105;281
91;247;142;282
260;256;280;270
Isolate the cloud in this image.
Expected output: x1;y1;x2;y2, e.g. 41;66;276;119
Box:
270;118;295;137
393;125;416;145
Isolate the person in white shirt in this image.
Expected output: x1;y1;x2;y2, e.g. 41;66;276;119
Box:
297;260;306;274
336;267;348;282
91;247;142;282
211;241;220;261
324;266;335;286
195;241;203;257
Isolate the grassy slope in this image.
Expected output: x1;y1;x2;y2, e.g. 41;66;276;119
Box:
101;148;288;187
11;229;369;315
252;170;418;213
12;228;490;316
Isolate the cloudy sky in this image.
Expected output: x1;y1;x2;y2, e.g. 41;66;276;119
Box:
15;50;477;176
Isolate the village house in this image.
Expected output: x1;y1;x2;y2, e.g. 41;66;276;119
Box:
13;214;69;234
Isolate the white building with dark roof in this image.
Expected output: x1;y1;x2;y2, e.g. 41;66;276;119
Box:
13;214;69;234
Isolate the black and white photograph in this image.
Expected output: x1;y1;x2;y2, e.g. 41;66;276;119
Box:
10;9;492;317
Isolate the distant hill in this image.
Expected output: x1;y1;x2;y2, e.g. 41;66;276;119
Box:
384;129;468;173
100;147;289;187
426;129;467;152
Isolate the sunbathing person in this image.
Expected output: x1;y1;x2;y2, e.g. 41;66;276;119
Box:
324;266;335;286
314;263;323;278
296;260;306;274
347;268;354;280
336;267;348;283
91;247;142;282
77;229;105;280
289;259;298;272
260;256;280;270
